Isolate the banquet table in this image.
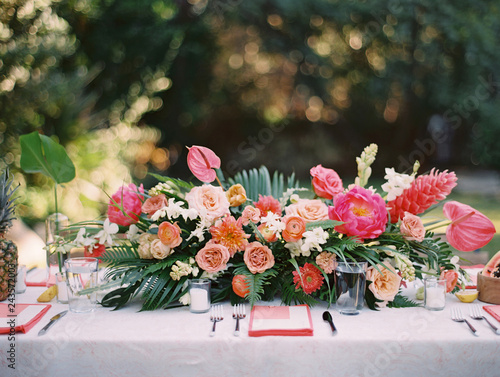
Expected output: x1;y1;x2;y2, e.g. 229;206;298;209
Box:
1;280;500;377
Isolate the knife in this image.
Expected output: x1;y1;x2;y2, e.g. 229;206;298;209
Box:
38;310;68;336
323;311;337;335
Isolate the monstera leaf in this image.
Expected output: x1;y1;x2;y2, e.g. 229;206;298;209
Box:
20;131;75;184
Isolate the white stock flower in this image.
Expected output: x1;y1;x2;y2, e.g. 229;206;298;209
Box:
381;168;414;201
165;198;185;220
285;240;304;258
301;227;329;254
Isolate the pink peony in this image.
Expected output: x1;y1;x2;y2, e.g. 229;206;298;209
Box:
310;164;343;200
244;241;275;274
400;212;426;242
195;241;230;273
187;145;221;183
443;201;496;252
329;186;388;241
107;183;145;226
285;199;329;223
142;194;168;218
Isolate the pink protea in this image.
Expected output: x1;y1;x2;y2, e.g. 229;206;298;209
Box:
387;169;457;223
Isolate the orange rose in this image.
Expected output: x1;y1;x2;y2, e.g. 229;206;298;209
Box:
226;184;247;207
244;241;275;274
282;215;306;242
195;241;230;273
366;263;401;307
285;199;328;223
141;194;168;218
158;222;182;248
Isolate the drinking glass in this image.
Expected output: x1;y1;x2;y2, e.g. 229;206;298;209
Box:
64;257;99;313
334;261;368;315
424;278;446;311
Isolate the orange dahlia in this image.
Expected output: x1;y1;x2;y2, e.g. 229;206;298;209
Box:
387;169;457;223
293;263;324;295
210;216;249;256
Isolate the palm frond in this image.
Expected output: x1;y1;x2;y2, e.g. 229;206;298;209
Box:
233;265;278;308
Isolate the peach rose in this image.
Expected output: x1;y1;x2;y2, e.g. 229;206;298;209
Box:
257;224;278;243
315;251;337;274
285;199;329;223
310;164;343;200
282;215;306;242
244;241;275;274
195;241;230;273
400;212;425;242
151;239;172;259
226;184;247;207
366;263;402;307
241;205;260;225
158;221;182;248
137;233;156;259
185;184;230;220
142;194;168;218
440;269;459;293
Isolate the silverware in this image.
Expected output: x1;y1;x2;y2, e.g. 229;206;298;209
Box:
323;311;337;335
38;310;68;336
233;304;246;336
470;304;500;334
209;305;223;337
451;307;478;336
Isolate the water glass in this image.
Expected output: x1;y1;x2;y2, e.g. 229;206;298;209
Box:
189;279;211;313
45;213;69;286
335;261;368;315
64;257;99;313
424;278;446;311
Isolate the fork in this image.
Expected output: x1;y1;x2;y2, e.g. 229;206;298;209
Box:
451;307;479;336
233;304;246;336
210;305;223;337
470;304;500;334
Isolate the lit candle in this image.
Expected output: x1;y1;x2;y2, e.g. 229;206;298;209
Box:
426;287;445;308
190;287;209;312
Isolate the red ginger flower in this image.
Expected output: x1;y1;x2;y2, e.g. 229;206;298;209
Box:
293;263;324;295
387;169;457;223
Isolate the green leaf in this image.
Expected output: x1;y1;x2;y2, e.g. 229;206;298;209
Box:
20;131;75;184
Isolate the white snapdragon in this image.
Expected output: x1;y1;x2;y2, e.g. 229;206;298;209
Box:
170;260;194;281
381;168;414;201
301;227;329;254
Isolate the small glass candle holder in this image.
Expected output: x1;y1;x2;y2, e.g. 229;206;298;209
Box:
424;278;446;311
189;279;211;313
15;265;27;294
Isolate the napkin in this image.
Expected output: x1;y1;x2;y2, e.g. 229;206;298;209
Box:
462;265;484;289
248;305;313;337
0;303;51;334
483;305;500;323
26;268;48;287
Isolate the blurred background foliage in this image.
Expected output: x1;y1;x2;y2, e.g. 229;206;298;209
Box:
1;0;500;229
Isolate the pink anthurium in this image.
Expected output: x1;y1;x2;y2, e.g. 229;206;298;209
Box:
443;201;496;252
187;145;221;183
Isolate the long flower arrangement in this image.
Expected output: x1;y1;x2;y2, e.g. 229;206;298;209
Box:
68;144;496;311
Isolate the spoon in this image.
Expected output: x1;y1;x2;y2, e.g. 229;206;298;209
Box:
322;311;337;334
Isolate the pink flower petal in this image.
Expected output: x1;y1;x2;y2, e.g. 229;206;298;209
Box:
187;145;221;183
443;201;496;252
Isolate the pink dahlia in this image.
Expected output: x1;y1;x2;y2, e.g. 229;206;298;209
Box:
254;195;282;216
293;263;324;295
329;186;388;241
387;169;457;223
107;183;145;226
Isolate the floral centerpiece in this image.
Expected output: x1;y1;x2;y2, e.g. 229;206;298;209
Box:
70;144;495;311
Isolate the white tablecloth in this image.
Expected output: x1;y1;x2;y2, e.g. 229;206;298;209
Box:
1;283;500;377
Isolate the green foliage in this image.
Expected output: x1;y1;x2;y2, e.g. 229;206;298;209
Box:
387;293;422;309
233;264;278;308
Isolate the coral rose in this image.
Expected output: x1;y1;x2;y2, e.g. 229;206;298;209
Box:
400;212;426;242
310;164;343;200
158;222;182;248
257;224;278;243
440;269;459;293
241;205;261;225
107;183;145;226
151;239;172;259
142;194;168;218
282;215;306;242
329;186;388;241
226;184;247;207
285;199;329;223
244;241;275;274
366;263;402;307
185;184;230;220
195;241;230;273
